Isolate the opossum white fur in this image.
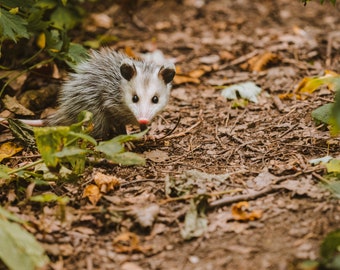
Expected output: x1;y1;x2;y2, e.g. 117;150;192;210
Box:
48;49;176;139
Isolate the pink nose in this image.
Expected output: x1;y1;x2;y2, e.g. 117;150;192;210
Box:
138;119;149;125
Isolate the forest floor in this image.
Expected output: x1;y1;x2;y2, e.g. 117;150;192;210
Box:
1;0;340;269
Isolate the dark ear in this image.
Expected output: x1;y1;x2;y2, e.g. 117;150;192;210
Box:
159;63;176;84
120;59;136;81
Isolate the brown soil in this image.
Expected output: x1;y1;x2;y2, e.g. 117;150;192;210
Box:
1;0;340;269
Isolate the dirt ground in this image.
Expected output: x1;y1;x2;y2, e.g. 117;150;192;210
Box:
1;0;340;269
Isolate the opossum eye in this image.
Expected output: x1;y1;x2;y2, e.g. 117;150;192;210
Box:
132;95;139;103
152;96;159;104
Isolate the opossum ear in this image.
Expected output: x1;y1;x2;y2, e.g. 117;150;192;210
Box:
120;59;136;81
159;64;176;84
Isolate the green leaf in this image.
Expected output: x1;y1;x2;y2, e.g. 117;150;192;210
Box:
324;181;340;199
330;78;340;134
311;103;333;125
34;111;96;172
7;118;36;149
326;159;340;174
50;6;80;30
30;193;69;204
34;126;69;169
180;195;208;240
0;219;49;270
0;8;29;42
0;164;10;180
63;43;89;68
109;152;146;166
95;129;147;166
0;206;24;223
320;230;340;265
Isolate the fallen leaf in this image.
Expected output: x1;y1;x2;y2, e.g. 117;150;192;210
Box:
93;172;121;193
221;81;262;103
180;196;208;240
199;54;220;64
246;52;279;72
231;201;262;221
173;74;200;85
83;184;102;205
121;262;144;270
0;142;23;162
0;70;27;92
129;204;160;228
113;232;151;253
309;156;333;165
90;13;113;29
2;95;34;116
144;149;169;162
295;70;339;96
326;159;340;174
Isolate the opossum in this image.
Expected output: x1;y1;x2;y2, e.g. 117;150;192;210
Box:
1;49;176;139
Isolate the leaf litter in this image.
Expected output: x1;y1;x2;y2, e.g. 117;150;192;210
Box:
1;0;340;269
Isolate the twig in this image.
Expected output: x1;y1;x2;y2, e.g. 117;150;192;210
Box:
159;189;243;205
278;123;299;138
219;50;260;70
157;116;181;141
225;131;263;153
209;169;322;208
209;185;282;208
120;179;165;187
162;120;202;140
272;95;284;112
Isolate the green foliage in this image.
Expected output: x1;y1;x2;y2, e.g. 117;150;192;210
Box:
305;74;340;134
0;206;49;270
0;0;88;67
311;103;333;125
33;111;147;174
320;230;340;268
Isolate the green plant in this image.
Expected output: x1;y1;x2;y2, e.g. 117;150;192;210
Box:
0;0;88;69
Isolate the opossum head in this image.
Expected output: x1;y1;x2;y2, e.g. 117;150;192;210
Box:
120;58;175;126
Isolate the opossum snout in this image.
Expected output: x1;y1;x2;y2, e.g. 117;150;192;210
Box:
138;119;150;125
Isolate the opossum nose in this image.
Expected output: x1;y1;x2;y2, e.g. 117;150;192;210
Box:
138;119;149;125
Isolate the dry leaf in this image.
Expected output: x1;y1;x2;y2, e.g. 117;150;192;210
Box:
130;204;160;228
278;93;302;100
231;201;262;221
0;70;27;92
90;13;113;29
0;142;23;162
173;74;200;85
188;69;206;78
143;149;169;162
246;52;279;72
113;232;151;253
2;95;34;116
82;184;102;205
93;172;121;193
295;70;339;94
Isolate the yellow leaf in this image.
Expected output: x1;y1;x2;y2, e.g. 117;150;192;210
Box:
36;32;46;49
0;142;23;162
295;71;340;94
231;201;262;221
9;7;19;15
82;184;101;205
